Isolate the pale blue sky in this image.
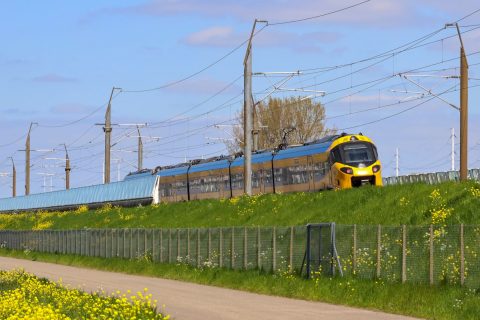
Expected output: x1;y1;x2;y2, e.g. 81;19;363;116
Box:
1;1;479;196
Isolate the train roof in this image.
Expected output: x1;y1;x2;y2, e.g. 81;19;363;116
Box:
230;150;273;168
124;169;153;180
157;165;189;177
273;140;333;160
189;157;231;173
146;134;366;176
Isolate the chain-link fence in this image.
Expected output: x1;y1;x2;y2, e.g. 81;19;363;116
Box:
335;224;474;286
0;227;306;274
0;224;476;287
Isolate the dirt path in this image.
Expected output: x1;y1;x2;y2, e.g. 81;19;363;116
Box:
0;257;420;320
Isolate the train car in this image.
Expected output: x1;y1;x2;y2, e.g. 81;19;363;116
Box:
157;164;190;202
151;132;381;203
188;156;231;200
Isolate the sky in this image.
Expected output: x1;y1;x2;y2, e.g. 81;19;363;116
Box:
0;0;480;197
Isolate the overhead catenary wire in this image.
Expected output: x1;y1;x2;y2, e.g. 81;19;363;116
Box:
266;0;371;26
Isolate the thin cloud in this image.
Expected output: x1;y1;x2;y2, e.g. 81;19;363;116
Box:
183;26;342;53
32;73;78;83
164;76;242;95
50;103;93;115
81;0;429;27
183;27;243;47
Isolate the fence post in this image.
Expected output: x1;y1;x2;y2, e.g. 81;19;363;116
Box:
208;228;212;262
123;229;126;258
402;225;407;283
187;229;190;260
152;229;155;261
231;227;235;269
353;224;357;275
169;229;172;263
289;226;294;273
197;228;201;267
105;229;108;258
177;229;180;261
219;228;223;268
130;229;133;259
137;229;140;258
257;227;261;270
145;229;148;257
272;227;277;272
376;225;381;278
460;224;465;286
429;225;434;285
244;227;248;270
160;229;163;263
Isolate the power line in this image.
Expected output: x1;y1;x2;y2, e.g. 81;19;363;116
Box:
455;8;480;23
267;0;371;26
121;28;267;93
37;91;122;128
337;83;458;131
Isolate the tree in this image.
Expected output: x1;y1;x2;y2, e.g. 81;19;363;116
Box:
227;96;335;153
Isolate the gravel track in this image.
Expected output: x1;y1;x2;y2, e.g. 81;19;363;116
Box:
0;257;421;320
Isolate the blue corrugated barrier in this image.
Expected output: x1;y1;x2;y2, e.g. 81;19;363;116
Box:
0;175;157;212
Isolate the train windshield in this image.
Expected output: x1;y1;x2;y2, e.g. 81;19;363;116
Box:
339;142;377;167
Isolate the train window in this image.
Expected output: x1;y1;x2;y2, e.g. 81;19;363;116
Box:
340;142;376;167
252;171;260;188
275;168;286;185
159;183;173;197
313;162;327;180
231;173;244;190
264;169;273;186
332;148;341;163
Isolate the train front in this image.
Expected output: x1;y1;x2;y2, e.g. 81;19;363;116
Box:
329;134;382;188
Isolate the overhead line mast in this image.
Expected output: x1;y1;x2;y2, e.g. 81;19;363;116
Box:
104;87;121;184
244;19;267;196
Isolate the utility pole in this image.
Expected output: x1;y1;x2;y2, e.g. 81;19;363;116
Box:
395;148;399;177
243;20;255;196
459;29;468;181
64;144;71;190
451;128;455;171
243;19;266;195
137;125;143;170
25;122;36;195
104;87;121;184
9;157;16;197
444;22;469;180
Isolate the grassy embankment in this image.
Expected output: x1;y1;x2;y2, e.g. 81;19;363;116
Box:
1;180;480;230
2;181;480;319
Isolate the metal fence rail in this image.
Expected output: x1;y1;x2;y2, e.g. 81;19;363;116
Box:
0;224;475;287
382;168;480;186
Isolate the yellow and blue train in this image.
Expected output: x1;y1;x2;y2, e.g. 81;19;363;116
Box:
126;133;382;203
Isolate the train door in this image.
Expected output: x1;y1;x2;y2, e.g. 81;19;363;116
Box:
307;156;315;191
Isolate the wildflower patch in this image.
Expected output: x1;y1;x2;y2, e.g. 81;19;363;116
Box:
0;269;169;319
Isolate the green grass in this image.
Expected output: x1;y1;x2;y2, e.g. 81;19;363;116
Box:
2;181;480;230
1;248;479;320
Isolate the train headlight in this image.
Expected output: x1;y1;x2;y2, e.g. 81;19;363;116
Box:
372;165;381;173
340;167;353;174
